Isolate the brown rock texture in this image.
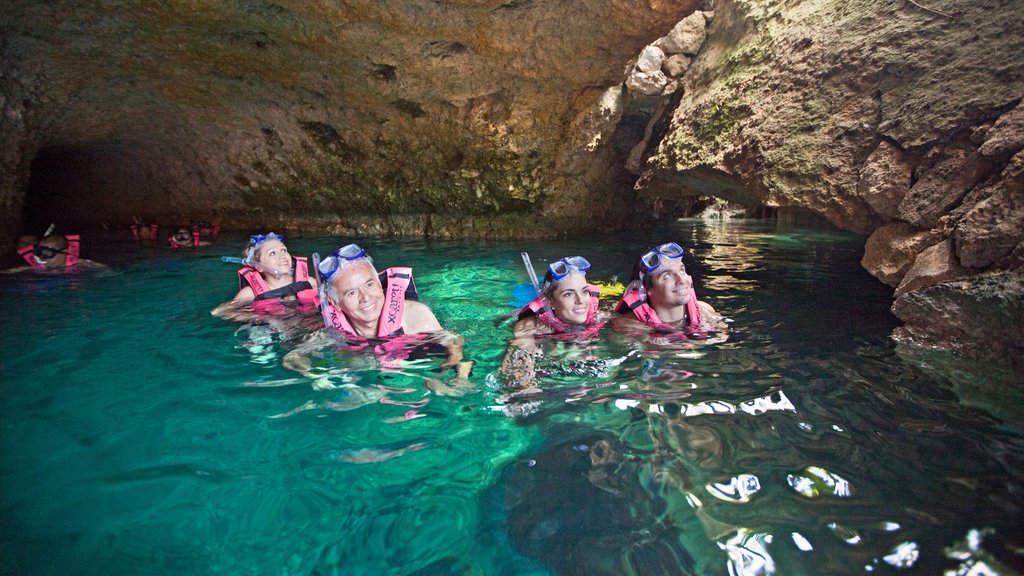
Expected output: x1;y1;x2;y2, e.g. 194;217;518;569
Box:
643;0;1023;360
862;221;932;287
0;0;699;238
1;0;1022;360
892;268;1024;362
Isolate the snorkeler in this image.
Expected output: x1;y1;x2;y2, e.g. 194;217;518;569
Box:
5;232;107;274
500;254;608;390
615;242;723;337
197;221;220;241
167;226;211;248
211;232;319;320
130;219;159;243
282;243;471;382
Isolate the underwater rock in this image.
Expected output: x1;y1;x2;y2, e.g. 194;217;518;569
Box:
892;267;1024;362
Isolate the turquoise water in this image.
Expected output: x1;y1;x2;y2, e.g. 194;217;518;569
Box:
2;220;1022;575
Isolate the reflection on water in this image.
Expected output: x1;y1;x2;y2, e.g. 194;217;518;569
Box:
1;220;1022;575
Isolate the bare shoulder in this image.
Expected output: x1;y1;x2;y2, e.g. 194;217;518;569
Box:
512;316;552;338
698;300;718;318
403;300;443;333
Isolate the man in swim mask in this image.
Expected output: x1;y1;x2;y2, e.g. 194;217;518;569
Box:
4;233;107;273
615;242;724;337
283;244;472;390
167;226;211;248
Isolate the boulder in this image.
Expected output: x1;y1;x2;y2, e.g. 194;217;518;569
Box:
662;54;691;78
953;150;1024;269
895;238;969;297
626;70;669;96
897;146;992;229
862;221;932;287
892;268;1024;361
636;45;666;73
979;102;1024;160
656;12;707;56
856;140;912;219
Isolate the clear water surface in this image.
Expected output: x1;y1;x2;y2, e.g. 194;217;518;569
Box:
2;219;1022;575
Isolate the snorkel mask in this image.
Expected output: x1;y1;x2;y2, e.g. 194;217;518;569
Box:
548;255;591;282
32;245;68;262
245;232;284;261
639;242;685;274
635;242;685;299
316;243;372;282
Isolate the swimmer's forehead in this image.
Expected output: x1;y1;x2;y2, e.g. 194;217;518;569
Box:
333;261;377;289
553;271;588;288
257;239;286;251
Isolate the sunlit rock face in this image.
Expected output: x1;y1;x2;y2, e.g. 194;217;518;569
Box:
640;0;1023;361
0;0;697;239
1;0;1022;359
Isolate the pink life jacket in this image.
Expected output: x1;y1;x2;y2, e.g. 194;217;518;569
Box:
238;256;320;313
130;223;159;242
615;285;707;339
168;226;200;248
17;235;81;271
518;283;604;339
321;267;418;346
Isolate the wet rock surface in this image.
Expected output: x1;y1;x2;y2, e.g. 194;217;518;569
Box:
1;0;1022;360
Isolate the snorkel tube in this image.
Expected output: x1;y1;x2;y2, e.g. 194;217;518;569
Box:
221;256;289;278
521;252;555;318
312;252;347;345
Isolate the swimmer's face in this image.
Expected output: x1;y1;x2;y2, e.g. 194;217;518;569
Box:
647;258;692;308
330;261;383;326
172;229;191;245
137;226;152;240
254;239;291;276
33;238;67;268
548;271;591;325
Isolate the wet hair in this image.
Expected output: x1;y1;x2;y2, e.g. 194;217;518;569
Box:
39;234;68;250
630;260;653;289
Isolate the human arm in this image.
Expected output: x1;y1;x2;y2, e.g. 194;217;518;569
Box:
210;285;256;320
402;300;472;371
697;300;729;332
498;317;551;391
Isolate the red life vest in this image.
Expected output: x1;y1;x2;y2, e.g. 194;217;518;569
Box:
17;235;81;271
321;267;417;345
238;256;319;313
517;283;604;338
615;285;707;339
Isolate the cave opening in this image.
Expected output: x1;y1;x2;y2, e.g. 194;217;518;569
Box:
19;141;174;237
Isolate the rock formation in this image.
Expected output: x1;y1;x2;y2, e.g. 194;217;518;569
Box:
1;0;1021;360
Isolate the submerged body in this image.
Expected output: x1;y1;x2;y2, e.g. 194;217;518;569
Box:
501;257;608;391
211;234;319;322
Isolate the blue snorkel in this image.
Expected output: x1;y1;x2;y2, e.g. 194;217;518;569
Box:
220;256;289;277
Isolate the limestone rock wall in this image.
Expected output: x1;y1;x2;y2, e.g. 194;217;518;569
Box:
0;0;697;239
642;0;1023;360
1;0;1022;360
